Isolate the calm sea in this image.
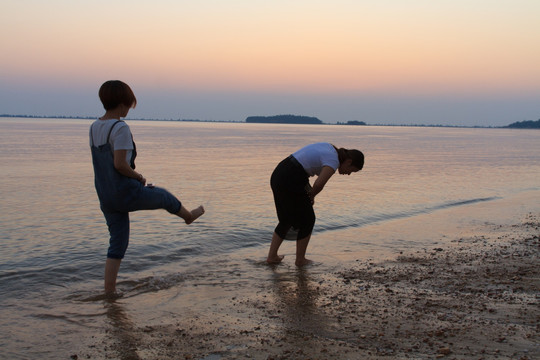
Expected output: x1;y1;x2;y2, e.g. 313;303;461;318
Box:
1;117;539;358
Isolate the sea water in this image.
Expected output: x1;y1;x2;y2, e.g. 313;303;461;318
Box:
0;117;539;358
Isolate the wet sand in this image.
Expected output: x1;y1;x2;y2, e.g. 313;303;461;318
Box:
75;208;539;360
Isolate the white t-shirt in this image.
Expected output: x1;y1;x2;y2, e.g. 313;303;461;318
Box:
292;142;339;176
89;119;133;163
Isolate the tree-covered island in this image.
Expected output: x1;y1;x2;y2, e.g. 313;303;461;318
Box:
504;119;540;129
245;115;322;124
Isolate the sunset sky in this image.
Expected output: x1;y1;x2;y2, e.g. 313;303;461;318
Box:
1;0;539;125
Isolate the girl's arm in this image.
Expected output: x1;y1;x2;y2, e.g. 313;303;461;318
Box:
113;149;146;185
309;166;335;203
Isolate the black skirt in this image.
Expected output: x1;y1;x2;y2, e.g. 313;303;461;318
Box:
270;156;315;240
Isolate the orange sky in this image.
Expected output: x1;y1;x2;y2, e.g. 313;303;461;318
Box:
1;1;539;124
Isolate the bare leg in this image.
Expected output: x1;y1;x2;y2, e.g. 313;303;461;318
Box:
176;205;205;224
104;258;122;294
266;231;285;264
295;234;313;266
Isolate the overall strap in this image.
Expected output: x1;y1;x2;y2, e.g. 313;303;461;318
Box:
90;120;123;147
106;120;123;145
90;123;95;147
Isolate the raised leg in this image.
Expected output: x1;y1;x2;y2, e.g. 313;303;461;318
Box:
176;205;205;224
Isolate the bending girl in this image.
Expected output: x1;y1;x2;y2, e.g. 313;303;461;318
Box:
267;142;364;266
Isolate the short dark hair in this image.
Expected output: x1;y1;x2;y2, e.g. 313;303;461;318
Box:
99;80;137;110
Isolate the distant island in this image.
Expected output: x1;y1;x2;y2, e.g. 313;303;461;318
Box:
336;120;366;125
504;119;540;129
245;114;322;124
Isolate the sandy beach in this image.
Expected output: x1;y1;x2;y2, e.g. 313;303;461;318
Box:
72;199;539;360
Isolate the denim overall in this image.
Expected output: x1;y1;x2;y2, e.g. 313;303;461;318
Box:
90;120;182;259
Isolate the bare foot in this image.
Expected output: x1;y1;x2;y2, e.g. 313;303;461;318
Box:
266;255;284;264
295;258;313;267
185;205;205;224
103;291;123;301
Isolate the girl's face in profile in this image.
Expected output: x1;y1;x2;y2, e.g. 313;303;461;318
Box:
119;104;131;118
338;159;361;175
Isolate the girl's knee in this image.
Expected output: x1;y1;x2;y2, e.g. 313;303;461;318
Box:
275;222;291;239
103;212;130;258
107;232;129;258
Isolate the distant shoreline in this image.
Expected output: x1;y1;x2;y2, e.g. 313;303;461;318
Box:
1;114;538;129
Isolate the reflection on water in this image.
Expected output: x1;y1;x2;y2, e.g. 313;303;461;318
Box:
104;300;141;360
269;266;340;340
271;268;318;310
271;268;319;321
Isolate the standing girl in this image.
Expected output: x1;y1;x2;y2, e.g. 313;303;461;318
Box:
90;80;204;295
267;142;364;266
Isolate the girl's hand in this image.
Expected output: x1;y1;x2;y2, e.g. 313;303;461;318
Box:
138;174;147;186
310;166;336;203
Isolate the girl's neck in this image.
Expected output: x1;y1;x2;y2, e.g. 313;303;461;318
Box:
100;111;122;121
100;105;128;120
99;115;121;120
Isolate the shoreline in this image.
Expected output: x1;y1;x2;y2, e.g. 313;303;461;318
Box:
77;209;539;360
3;115;538;129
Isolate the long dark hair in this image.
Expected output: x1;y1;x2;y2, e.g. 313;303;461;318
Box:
333;145;364;170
